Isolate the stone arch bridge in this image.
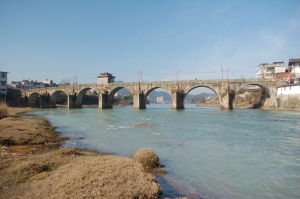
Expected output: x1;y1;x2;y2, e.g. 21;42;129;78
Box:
19;79;283;110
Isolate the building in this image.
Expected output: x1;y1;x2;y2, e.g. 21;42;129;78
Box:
276;84;300;109
10;79;57;89
42;79;54;86
97;72;115;85
0;71;8;100
277;85;300;95
156;96;164;104
288;58;300;83
256;61;286;79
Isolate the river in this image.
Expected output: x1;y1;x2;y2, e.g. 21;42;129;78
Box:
34;105;300;199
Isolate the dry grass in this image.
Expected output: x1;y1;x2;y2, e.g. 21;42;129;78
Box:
18;155;162;199
0;102;8;119
0;117;65;146
0;148;99;191
0;108;163;199
11;161;49;183
134;148;161;169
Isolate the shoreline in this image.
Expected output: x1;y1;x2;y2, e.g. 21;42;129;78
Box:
0;107;163;199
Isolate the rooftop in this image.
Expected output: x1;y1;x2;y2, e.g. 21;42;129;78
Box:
98;72;115;78
288;58;300;66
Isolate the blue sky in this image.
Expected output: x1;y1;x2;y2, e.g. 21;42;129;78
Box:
1;0;300;84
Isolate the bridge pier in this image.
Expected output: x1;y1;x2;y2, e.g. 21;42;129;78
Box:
133;91;146;109
218;84;234;110
40;93;55;108
171;89;185;109
67;94;82;108
98;92;112;109
19;95;29;107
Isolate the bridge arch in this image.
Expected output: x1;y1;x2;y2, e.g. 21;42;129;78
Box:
76;87;99;106
50;90;68;106
235;83;270;109
28;92;41;108
184;85;220;108
144;87;171;98
108;86;134;108
144;87;172;108
109;86;133;98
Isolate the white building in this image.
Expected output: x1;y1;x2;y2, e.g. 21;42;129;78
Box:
156;96;164;104
288;58;300;83
256;62;286;79
97;72;115;85
0;71;8;97
277;85;300;95
42;79;54;86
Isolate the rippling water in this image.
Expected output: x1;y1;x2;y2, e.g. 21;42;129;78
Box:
34;105;300;199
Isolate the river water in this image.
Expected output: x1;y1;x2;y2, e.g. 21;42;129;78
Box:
34;105;300;199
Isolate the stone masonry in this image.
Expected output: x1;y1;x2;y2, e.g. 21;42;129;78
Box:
19;78;284;110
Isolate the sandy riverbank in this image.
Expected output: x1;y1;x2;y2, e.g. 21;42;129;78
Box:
0;107;162;199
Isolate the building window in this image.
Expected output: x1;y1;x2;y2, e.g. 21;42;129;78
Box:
1;81;6;86
1;73;6;78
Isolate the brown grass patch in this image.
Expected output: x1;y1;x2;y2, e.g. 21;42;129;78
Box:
151;168;168;174
60;148;82;156
11;161;49;183
21;155;162;199
0;102;8;119
0;117;64;146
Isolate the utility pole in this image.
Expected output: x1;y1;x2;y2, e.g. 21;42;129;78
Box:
75;74;78;86
138;71;143;82
226;68;229;81
72;75;75;93
176;69;180;88
137;71;141;89
221;64;224;80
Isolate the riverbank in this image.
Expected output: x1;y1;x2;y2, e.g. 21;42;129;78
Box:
0;107;162;199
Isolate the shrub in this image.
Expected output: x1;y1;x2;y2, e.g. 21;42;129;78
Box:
134;148;161;169
0;102;8;119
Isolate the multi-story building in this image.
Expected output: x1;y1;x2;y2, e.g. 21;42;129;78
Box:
97;72;115;85
156;96;164;104
0;71;8;99
42;79;54;86
288;58;300;83
10;79;57;89
256;61;286;79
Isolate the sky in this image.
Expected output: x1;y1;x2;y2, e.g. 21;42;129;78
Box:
1;0;300;84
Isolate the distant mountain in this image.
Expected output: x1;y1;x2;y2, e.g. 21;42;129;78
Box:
185;92;215;101
117;88;132;95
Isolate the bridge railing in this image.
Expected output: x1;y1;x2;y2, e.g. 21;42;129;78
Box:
17;78;282;92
